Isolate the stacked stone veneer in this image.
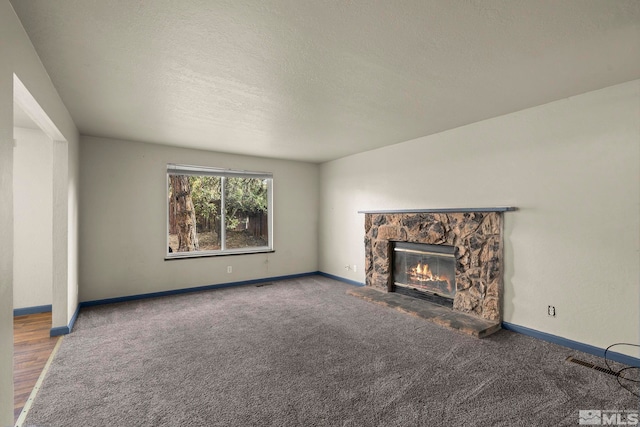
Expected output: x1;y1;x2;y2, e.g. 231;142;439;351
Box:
364;212;503;321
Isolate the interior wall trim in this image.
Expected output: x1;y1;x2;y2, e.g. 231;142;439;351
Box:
50;273;320;336
50;305;80;337
13;304;52;316
317;271;365;287
502;322;640;368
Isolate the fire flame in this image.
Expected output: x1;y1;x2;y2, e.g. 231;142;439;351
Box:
406;261;453;295
413;262;447;283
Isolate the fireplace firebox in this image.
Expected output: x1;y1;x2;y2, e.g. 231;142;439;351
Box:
392;242;456;308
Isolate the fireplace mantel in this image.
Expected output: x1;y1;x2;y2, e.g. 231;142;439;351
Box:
358;207;516;214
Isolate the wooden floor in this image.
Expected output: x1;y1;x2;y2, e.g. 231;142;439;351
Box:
13;312;59;423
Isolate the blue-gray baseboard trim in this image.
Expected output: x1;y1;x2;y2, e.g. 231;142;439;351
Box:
50;273;318;336
13;304;52;316
50;304;80;337
502;322;640;368
49;326;68;336
317;271;365;287
79;272;320;309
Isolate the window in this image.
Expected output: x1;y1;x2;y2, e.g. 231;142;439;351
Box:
167;164;273;258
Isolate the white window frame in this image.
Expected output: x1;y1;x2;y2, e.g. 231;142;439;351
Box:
166;163;274;259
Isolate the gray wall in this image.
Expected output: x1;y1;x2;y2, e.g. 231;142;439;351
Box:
79;136;319;301
319;80;640;358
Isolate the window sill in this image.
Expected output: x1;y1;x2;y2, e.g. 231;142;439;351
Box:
164;248;275;260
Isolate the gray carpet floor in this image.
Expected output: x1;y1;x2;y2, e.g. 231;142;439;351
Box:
25;276;638;426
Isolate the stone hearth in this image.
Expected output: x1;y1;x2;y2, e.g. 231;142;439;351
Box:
347;287;502;338
357;208;512;336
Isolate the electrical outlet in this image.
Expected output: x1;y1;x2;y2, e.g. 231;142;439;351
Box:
547;305;556;317
227;266;232;274
352;264;357;272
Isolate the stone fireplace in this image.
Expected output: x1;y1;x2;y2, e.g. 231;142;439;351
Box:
353;208;514;337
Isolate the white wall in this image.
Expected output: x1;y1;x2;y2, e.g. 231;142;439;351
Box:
13;126;53;309
319;80;640;358
0;1;79;423
79;136;319;301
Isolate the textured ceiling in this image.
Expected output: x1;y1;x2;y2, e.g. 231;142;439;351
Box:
10;0;640;163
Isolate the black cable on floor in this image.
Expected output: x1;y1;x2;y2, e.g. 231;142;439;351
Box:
604;343;640;398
